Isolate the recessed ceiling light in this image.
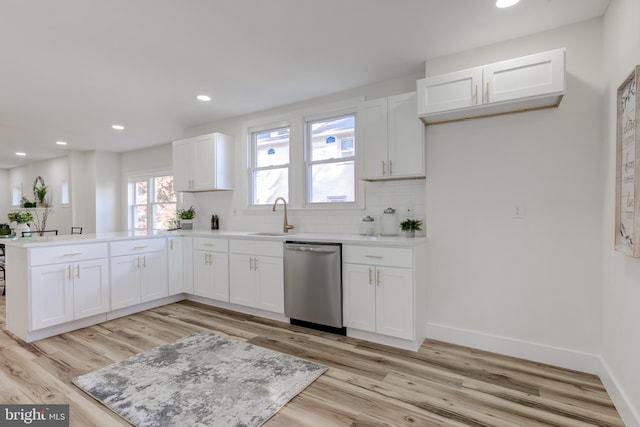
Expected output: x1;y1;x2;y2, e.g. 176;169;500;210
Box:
496;0;520;8
16;152;26;156
56;141;67;145
112;124;125;130
197;95;211;102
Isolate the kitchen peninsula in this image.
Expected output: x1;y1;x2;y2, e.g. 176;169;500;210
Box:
3;231;426;350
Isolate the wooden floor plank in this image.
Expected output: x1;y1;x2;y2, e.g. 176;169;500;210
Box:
0;297;624;427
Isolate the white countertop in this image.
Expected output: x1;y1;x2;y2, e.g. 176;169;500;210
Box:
1;229;425;249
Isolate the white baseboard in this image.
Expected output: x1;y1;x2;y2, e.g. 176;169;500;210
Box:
426;322;640;427
425;322;600;374
598;358;640;427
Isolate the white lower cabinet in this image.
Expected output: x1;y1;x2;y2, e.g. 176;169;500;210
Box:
193;238;229;301
30;244;109;330
110;239;168;310
229;240;283;313
169;236;194;295
343;246;415;340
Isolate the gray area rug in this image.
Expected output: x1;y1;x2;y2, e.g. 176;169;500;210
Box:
73;332;327;426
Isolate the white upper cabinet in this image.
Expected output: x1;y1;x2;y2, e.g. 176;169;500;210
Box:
173;132;234;192
417;67;483;115
359;91;425;181
417;48;565;125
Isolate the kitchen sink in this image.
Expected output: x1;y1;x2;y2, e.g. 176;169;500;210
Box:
249;232;288;236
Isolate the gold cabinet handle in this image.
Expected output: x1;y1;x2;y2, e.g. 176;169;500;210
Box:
170;239;173;250
76;264;80;279
376;269;381;286
474;84;478;104
382;160;386;176
67;265;73;280
249;257;254;271
365;255;383;259
389;160;393;176
486;82;490;103
368;268;373;285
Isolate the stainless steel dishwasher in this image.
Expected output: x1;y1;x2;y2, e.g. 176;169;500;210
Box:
283;241;345;334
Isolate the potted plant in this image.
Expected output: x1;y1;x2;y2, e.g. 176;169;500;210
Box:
8;211;34;236
35;185;48;206
399;218;422;238
177;206;196;230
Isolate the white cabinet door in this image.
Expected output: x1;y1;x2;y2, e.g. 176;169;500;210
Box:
375;266;413;340
229;254;256;307
173;133;234;192
110;255;140;310
168;237;184;295
140;250;168;303
254;255;283;313
417;67;482;115
387;92;425;179
74;259;109;320
193;250;213;298
359;97;388;180
31;264;74;329
211;252;230;302
483;49;565;104
343;263;376;333
172;140;192;191
194;251;229;302
192;135;216;190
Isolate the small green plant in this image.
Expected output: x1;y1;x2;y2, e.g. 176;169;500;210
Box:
8;211;34;224
177;206;196;220
399;218;422;231
35;185;48;203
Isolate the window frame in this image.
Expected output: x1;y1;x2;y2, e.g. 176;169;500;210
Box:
304;111;358;208
247;121;291;208
127;172;177;232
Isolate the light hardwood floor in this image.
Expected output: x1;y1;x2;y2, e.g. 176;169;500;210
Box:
0;295;624;426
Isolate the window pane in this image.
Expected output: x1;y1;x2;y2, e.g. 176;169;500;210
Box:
135;182;147;204
254;127;290;167
253;168;288;205
309;115;355;161
154;175;176;202
134;205;147;229
308;161;354;203
154;203;176;230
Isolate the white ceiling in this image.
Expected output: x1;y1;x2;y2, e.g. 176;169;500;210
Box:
0;0;610;169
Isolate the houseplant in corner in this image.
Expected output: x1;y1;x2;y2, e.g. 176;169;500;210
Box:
177;206;196;230
8;211;34;236
399;218;422;238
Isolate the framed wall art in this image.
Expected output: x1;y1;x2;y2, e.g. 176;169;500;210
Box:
615;65;639;256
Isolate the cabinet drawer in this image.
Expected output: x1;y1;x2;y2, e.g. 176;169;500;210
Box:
343;245;412;268
229;239;283;257
110;238;166;257
30;243;108;266
193;237;228;252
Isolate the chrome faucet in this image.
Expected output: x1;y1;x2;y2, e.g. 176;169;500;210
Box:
272;197;295;233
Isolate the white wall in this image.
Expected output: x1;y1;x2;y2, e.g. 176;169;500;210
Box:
180;74;426;234
8;156;72;234
0;169;11;225
424;19;605;370
602;0;640;424
93;151;121;233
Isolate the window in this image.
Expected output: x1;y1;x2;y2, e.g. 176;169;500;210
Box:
249;125;290;206
11;185;22;206
305;114;356;205
128;174;177;232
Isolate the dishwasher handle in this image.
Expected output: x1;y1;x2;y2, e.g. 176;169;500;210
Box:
285;244;339;254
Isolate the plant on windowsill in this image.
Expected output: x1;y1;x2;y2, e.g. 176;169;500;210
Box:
399;218;422;238
177;206;196;230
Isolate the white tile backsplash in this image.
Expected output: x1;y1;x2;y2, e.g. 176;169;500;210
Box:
189;180;426;237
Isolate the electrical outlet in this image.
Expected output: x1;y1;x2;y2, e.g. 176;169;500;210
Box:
406;206;413;218
512;203;524;219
